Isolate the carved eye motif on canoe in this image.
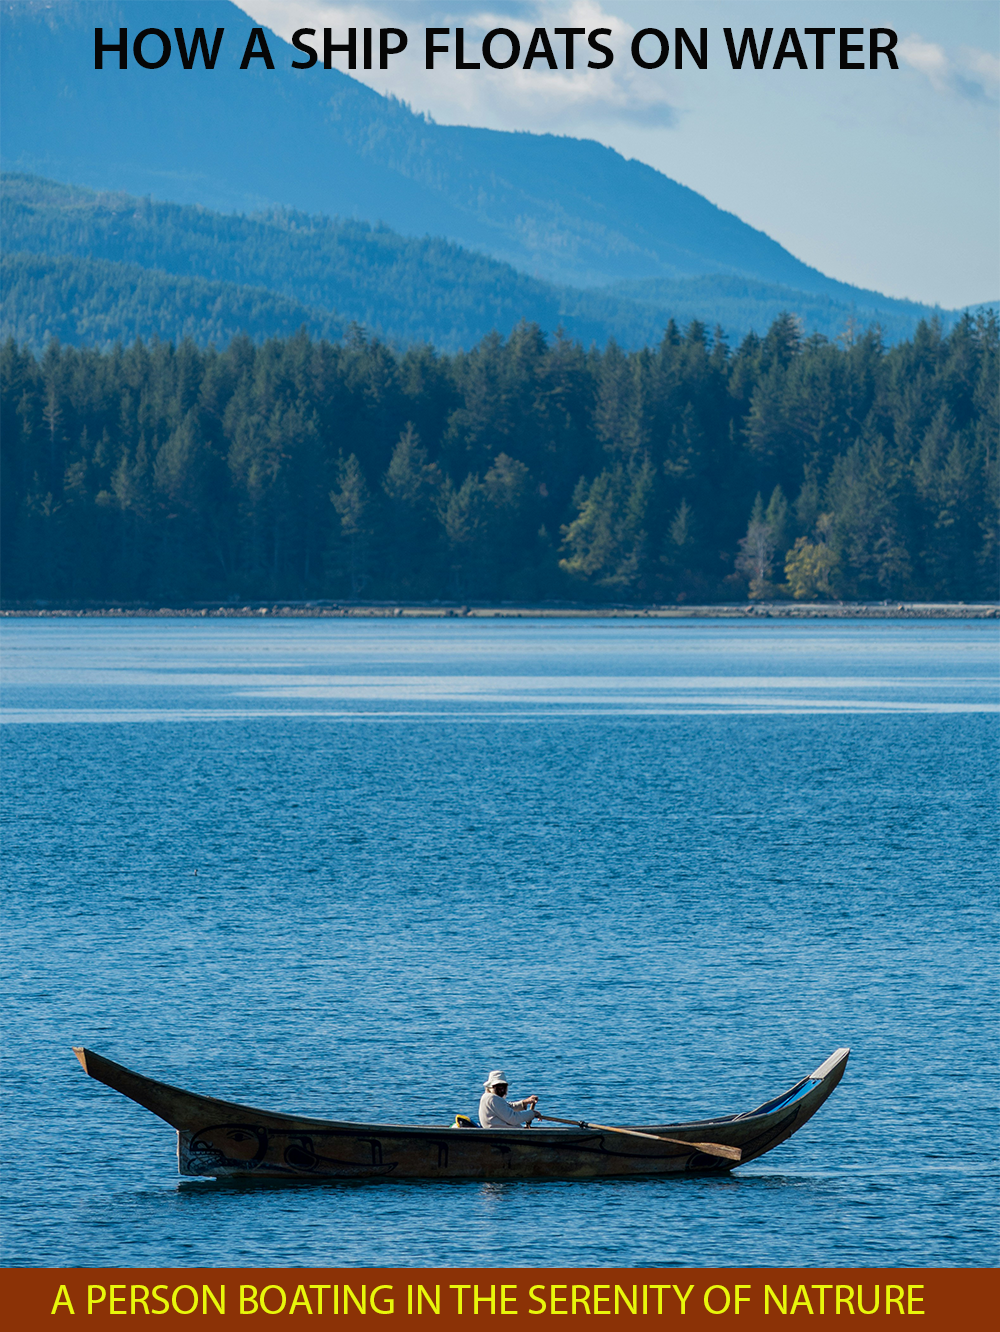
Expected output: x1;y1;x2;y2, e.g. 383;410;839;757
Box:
191;1124;269;1164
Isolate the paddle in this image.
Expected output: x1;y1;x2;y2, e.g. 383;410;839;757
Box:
533;1113;741;1162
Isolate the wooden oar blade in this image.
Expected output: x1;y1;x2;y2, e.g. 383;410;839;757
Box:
688;1140;742;1161
594;1125;742;1162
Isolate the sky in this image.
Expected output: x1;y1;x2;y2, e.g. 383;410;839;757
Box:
243;0;999;308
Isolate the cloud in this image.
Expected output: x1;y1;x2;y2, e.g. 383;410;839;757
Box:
899;33;999;104
245;0;681;133
897;36;949;90
962;47;1000;95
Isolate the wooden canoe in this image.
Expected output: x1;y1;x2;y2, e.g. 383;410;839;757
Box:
72;1046;849;1181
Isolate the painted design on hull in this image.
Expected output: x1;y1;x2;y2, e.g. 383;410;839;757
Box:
180;1125;400;1178
179;1123;704;1180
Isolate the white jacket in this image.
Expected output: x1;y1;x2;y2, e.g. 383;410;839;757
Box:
479;1091;536;1128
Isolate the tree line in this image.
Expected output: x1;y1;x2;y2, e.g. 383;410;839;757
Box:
1;250;345;358
1;311;996;605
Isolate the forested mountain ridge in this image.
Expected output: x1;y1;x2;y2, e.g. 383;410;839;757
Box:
3;314;996;606
2;0;988;319
0;174;649;351
1;251;345;351
1;176;972;352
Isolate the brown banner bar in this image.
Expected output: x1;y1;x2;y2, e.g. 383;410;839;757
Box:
1;1267;995;1328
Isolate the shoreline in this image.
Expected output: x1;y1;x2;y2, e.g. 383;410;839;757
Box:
2;601;997;620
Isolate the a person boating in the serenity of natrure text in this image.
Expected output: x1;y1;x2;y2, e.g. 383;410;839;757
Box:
479;1069;539;1127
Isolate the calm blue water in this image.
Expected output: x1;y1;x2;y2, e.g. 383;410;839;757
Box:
1;618;997;1268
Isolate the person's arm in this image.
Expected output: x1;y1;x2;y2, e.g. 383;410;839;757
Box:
501;1103;537;1127
483;1096;536;1127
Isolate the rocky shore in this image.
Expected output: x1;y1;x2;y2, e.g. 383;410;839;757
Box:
2;602;997;619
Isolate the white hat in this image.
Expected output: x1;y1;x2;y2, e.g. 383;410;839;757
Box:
484;1069;508;1088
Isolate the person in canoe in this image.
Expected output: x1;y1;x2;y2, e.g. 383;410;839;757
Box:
479;1069;539;1128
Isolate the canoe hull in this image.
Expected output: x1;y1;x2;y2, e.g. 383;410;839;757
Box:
74;1046;849;1181
178;1123;729;1180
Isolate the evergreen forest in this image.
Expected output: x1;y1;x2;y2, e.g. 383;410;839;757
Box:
2;312;997;606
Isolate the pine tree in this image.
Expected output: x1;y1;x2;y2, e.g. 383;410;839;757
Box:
559;456;656;598
825;433;911;598
438;473;487;598
382;423;443;596
735;493;777;599
330;453;374;598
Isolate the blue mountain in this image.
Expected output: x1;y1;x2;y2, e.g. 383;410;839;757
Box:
0;0;969;325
